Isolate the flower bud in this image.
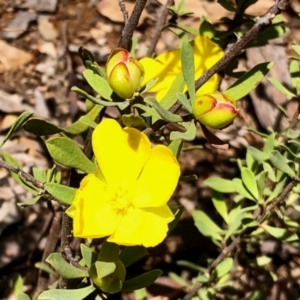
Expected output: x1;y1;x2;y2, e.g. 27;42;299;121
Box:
105;48;144;99
192;92;238;129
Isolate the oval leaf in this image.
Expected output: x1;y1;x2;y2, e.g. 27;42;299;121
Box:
45;183;76;205
241;167;259;200
224;62;274;101
170;121;196;141
122;270;162;291
212;191;229;224
262;225;299;242
204;177;235;193
147;98;182;123
181;36;195;102
269;150;295;177
120;246;148;268
46;137;96;174
0;111;33;148
83;69;113;100
38;285;95;300
80;244;96;268
232;178;256;201
214;257;233;279
46;253;89;279
23;118;62;136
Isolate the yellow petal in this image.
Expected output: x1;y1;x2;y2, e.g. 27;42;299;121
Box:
139;57;165;87
92;119;151;188
193;36;223;95
131;145;180;208
107;205;174;247
66;174;119;239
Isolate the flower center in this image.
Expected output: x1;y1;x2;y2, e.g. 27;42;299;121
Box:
110;187;132;212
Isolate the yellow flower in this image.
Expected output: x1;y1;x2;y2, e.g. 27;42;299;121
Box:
66;119;180;247
139;36;224;100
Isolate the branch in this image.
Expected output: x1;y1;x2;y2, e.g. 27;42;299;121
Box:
146;0;174;56
183;179;296;300
0;158;59;203
143;0;291;138
194;0;291;91
118;0;148;50
118;0;129;24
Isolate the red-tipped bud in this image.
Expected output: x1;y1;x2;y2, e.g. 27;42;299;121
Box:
105;48;144;99
192;92;238;129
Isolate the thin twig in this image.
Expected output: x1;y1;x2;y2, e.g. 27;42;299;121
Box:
118;0;129;24
146;0;174;56
195;0;291;91
118;0;148;49
143;0;291;138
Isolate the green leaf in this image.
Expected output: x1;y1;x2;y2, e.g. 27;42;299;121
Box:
269;150;295;177
214;258;233;279
262;225;299;242
146;98;182;123
120;246;148;268
262;162;277;182
0;111;33;148
13;274;24;295
23;118;62;136
170;121;196;141
35;262;57;277
38;285;95;300
134;288;147;300
246;151;255;171
133;103;161;119
72;86;129;110
290;60;300;95
241;167;259;200
263;132;277;153
217;0;236;12
247;146;269;162
176;93;192;112
204;177;235;193
169;272;188;287
292;44;300;56
232;178;256;201
1;152;39;195
46;137;96;174
181;36;195;103
45;183;76;205
98;241;120;262
159;73;185;109
266;176;287;202
268;77;296;100
139;78;159;94
168;139;183;159
122;270;162;291
80;244;96;268
17;293;31;300
212;191;229;224
256;255;272;266
286;128;299;140
168;206;184;232
17;196;41;207
46;253;89;279
257;170;268;200
192;210;224;241
65;105;102;134
122;114;146;131
224;62;273;101
79;115;98;129
83;69;113;100
94;261;116;278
